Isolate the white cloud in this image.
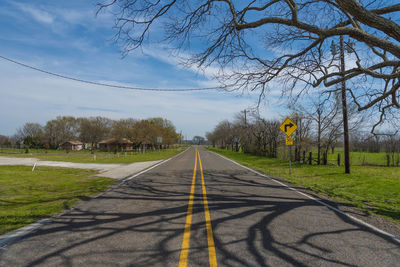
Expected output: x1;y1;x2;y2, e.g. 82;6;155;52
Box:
141;45;234;85
0;60;270;138
14;3;54;24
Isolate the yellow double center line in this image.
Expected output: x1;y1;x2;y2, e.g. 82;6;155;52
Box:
179;148;217;267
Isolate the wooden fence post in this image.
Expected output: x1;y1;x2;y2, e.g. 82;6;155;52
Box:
337;153;341;166
309;152;312;165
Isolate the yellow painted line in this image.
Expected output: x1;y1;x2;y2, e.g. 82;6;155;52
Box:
178;149;197;267
197;150;218;267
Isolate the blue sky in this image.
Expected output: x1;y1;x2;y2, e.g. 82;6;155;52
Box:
0;0;285;139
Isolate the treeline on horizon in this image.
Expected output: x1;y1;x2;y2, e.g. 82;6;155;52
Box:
0;116;180;149
206;110;400;166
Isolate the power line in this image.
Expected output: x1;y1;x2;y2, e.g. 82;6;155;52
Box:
0;55;223;92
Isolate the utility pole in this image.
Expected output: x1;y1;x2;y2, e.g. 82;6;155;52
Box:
243;109;247;153
340;35;351;174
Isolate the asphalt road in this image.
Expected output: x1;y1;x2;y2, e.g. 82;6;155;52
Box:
0;146;399;266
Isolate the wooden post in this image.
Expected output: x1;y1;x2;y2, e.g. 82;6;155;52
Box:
303;151;306;163
309;152;312;165
337;153;341;166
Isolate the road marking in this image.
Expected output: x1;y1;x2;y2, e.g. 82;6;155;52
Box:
0;219;51;249
178;149;198;267
124;147;189;181
211;151;400;245
198;150;218;267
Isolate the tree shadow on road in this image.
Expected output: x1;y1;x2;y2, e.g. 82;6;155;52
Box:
1;168;399;266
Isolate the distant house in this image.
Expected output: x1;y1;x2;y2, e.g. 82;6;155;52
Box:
62;141;83;151
98;138;134;152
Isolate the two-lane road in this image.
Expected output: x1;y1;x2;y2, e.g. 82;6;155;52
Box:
1;146;399;266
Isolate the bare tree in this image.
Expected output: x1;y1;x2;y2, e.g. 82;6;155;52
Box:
98;0;400;130
290;113;312;162
233;111;249;153
0;135;11;147
111;118;137;142
79;117;112;149
16;123;44;148
245;113;281;157
148;118;179;145
382;134;400;167
193;136;205;145
206;132;217;147
264;120;281;158
295;93;341;164
44;117;79;149
211;120;234;149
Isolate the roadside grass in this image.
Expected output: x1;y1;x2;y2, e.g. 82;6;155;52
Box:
207;147;400;223
275;147;396;166
0;148;89;154
291;147;393;166
0;166;115;235
325;148;395;166
0;147;187;164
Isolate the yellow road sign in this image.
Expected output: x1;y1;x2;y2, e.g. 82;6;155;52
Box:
279;117;298;137
285;137;293;146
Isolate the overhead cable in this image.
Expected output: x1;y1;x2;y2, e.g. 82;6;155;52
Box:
0;55;222;92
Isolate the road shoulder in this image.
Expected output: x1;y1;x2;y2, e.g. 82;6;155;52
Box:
209;149;400;243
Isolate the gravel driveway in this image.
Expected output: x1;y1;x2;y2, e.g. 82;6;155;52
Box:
0;156;161;179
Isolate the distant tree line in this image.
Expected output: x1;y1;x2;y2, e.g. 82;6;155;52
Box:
0;116;180;150
206;108;400;167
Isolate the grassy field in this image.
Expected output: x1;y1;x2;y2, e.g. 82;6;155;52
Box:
207;147;400;223
275;146;398;166
0;146;187;164
326;149;399;166
0;166;115;235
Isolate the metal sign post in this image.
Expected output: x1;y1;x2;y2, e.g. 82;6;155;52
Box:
157;137;162;155
288;145;292;175
233;137;238;152
285;137;293;175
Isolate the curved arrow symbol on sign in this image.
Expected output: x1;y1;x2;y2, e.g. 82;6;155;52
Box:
284;123;294;132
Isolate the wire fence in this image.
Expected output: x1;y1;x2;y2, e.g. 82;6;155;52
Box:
292;151;400;167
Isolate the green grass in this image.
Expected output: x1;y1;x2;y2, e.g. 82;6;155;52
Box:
325;148;397;166
0;147;187;164
0;166;115;235
0;148;90;154
264;146;397;167
208;147;400;223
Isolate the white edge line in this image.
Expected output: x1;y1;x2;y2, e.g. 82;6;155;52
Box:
210;150;400;245
0;219;51;248
0;147;191;249
123;146;190;182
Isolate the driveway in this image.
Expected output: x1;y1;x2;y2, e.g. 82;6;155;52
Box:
0;156;161;179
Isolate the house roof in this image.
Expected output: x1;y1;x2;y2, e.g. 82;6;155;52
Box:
63;141;83;145
99;138;133;144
